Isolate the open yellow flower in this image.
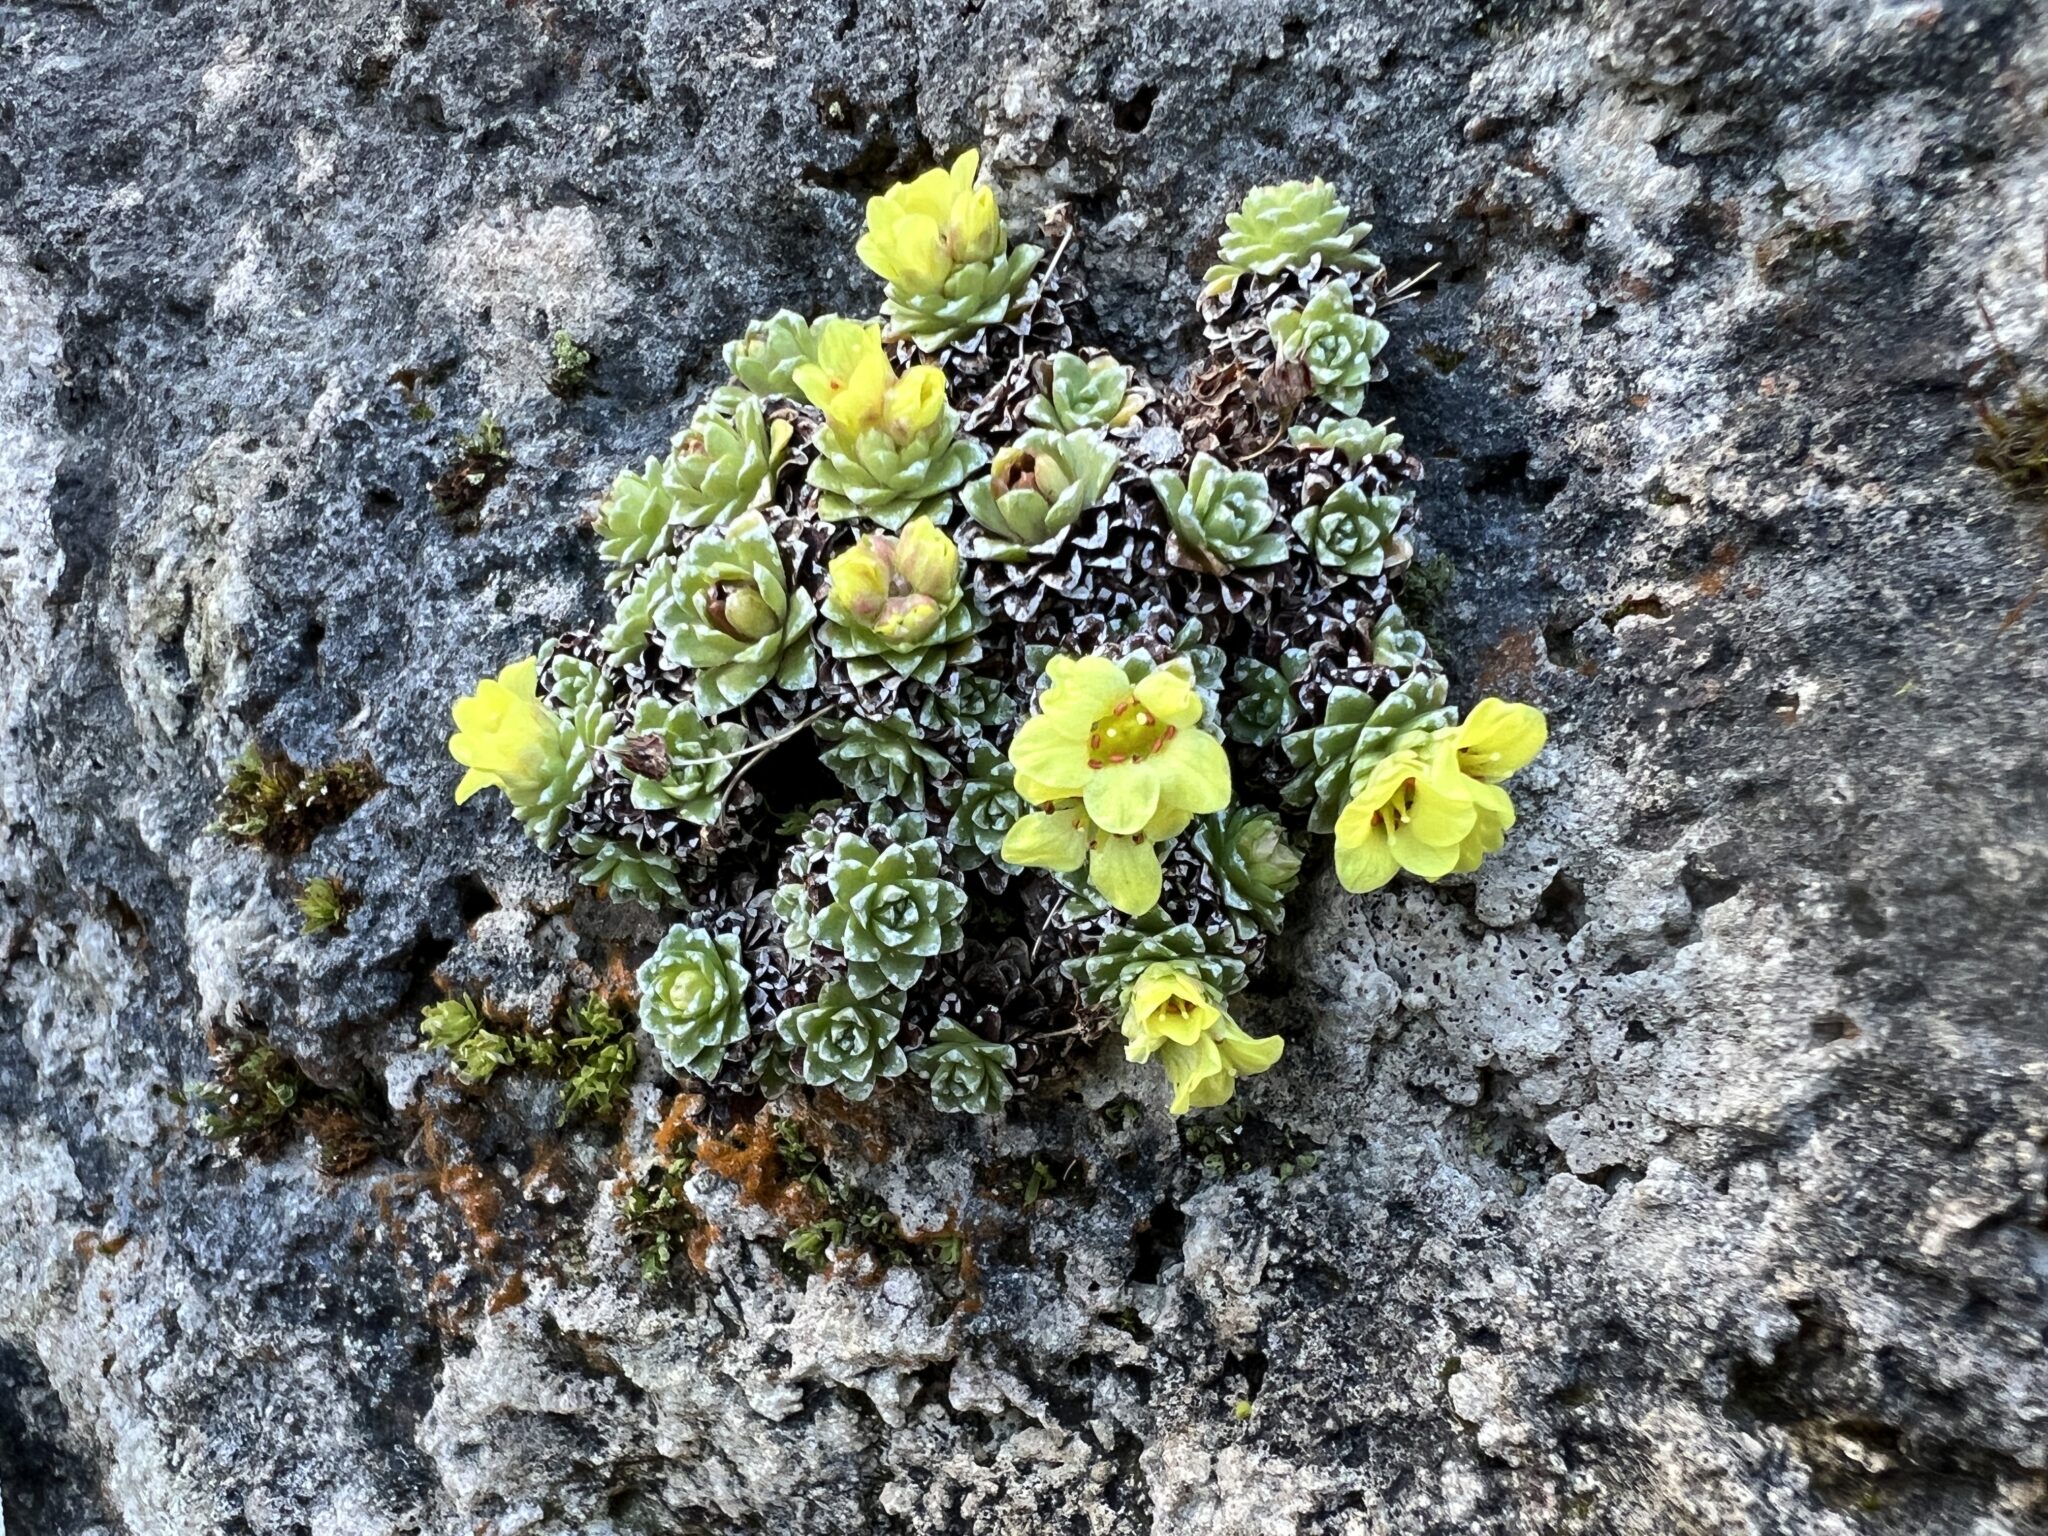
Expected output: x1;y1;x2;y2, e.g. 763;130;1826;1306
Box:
1118;961;1285;1115
1331;743;1477;892
1452;697;1547;783
1007;656;1232;837
856;149;1005;296
999;797;1191;917
448;657;568;808
791;318;948;444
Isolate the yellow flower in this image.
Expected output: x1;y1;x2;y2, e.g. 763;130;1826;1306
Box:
825;516;962;647
1121;963;1225;1054
1332;698;1548;892
792;318;949;444
1007;656;1232;838
1118;961;1285;1115
448;658;567;808
1452;697;1547;783
856;149;1005;296
1330;743;1477;892
999;797;1191;917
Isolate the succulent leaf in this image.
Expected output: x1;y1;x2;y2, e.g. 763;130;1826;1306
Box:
652;510;818;714
1025;352;1148;432
1266;281;1388;417
775;981;910;1100
909;1022;1016;1114
725;310;838;397
1292;481;1413;578
1203;178;1379;295
961;428;1121;561
1280;672;1457;834
812;825;968;998
637;926;752;1078
1149;455;1289;574
1193;807;1303;939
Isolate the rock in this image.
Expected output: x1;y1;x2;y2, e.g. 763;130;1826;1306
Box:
3;0;2046;1532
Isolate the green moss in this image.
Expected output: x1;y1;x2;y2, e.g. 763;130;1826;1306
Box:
294;875;356;935
430;412;512;528
419;990;637;1123
185;1018;379;1174
620;1157;699;1281
212;745;380;856
548;330;594;398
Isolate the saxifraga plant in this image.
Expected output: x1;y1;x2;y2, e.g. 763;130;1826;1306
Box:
447;158;1551;1120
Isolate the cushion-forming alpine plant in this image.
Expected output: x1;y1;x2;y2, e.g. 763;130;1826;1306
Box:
443;156;1550;1118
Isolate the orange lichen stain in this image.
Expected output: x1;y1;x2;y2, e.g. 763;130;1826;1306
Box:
1695;540;1744;598
72;1230;131;1262
652;1093;702;1161
686;1220;721;1273
596;947;642;1007
1476;628;1545;692
487;1274;529;1314
692;1105;825;1229
439;1163;507;1261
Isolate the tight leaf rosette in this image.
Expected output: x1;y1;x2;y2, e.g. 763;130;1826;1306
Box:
962;428;1120;562
725;309;836;398
1203;178;1378;295
794;318;985;528
653;509;817;714
776;981;909;1101
1151;455;1288;574
1025;352;1148;432
1294;481;1413;578
813;822;968;998
1282;671;1457;833
910;1022;1016;1115
1267;281;1388;417
637;925;751;1079
856;149;1044;351
1120;960;1284;1115
1001;656;1231;916
822;515;981;683
612;698;747;823
1193;807;1303;938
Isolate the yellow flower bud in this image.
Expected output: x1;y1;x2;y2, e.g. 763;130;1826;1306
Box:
881;366;949;442
891;515;959;597
826;541;892;624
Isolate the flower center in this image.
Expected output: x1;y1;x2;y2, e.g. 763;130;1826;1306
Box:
1086;697;1175;770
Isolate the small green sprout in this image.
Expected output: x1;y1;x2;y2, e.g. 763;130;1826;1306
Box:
557;994;636;1122
548;330;594;397
430;413;512;527
1233;1398;1255;1421
294;876;356;935
419;995;514;1084
620;1157;698;1281
190;1030;304;1149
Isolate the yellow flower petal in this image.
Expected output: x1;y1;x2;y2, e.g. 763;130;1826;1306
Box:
1008;714;1092;797
1132;666;1203;728
1042;654;1132;722
1000;808;1091;872
1089;832;1164;916
1083;762;1161;836
1151;728;1232;817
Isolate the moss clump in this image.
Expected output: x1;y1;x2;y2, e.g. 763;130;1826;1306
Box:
294;875;356;934
430;413;512;528
185;1018;379;1174
620;1157;700;1281
548;330;594;398
1180;1099;1322;1182
1974;380;2048;498
418;990;637;1124
212;745;379;856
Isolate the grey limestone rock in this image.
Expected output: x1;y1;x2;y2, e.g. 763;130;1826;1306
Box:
2;0;2045;1532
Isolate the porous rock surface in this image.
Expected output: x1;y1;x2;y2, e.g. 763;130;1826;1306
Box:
3;1;2046;1532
